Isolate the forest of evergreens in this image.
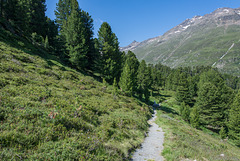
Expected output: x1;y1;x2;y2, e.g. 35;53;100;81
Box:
0;0;240;159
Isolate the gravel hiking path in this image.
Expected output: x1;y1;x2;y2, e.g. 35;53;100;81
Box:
131;110;164;161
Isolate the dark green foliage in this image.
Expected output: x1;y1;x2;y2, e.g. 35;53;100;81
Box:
197;82;221;127
97;22;123;84
55;0;71;33
119;51;139;96
137;60;151;102
219;127;227;139
44;18;59;49
29;0;47;36
228;90;240;146
2;0;46;36
63;0;95;70
190;107;200;128
64;1;87;69
180;102;190;121
31;32;44;45
176;72;192;105
197;70;234;129
44;36;49;49
112;78;118;96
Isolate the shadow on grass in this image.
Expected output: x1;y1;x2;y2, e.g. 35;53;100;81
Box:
159;105;178;115
0;27;104;83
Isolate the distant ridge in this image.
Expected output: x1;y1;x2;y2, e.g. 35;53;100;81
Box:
121;7;240;76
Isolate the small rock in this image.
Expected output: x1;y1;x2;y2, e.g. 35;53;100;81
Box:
220;154;224;157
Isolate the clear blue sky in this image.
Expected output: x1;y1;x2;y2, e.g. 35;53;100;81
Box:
45;0;240;47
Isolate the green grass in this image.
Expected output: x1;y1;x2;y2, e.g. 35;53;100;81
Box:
154;91;240;161
0;29;152;160
134;25;240;76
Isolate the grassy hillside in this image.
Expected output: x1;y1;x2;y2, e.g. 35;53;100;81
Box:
134;25;240;76
0;28;152;160
153;90;240;161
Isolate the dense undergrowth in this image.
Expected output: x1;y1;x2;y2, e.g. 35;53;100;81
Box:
155;90;240;161
0;29;152;160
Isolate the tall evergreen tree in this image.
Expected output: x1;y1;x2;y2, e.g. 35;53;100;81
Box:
119;51;139;96
29;0;47;36
176;72;192;105
64;0;94;69
137;60;151;102
197;82;221;128
97;22;123;84
228;90;240;146
44;17;59;48
80;10;96;70
55;0;71;33
190;106;200;128
197;70;234;129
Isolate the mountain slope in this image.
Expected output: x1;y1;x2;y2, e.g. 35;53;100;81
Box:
121;7;240;76
0;27;151;160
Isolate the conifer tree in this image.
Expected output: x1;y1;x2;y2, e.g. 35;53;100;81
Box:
112;78;118;96
63;0;95;69
219;127;227;139
97;22;123;84
180;102;190;122
197;70;234;129
29;0;47;36
137;60;151;102
190;106;200;128
119;51;139;96
197;82;220;127
176;72;192;105
45;18;58;48
55;0;71;33
44;36;49;49
228;90;240;146
64;0;87;68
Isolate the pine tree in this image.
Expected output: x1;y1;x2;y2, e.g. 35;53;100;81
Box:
197;82;220;127
55;0;71;33
29;0;47;36
137;60;151;102
64;1;87;68
97;22;123;84
112;78;118;96
44;36;49;49
219;126;227;139
63;0;95;70
228;90;240;146
176;72;192;105
197;70;234;129
80;11;95;70
119;51;139;96
180;102;190;122
45;17;59;49
190;106;200;128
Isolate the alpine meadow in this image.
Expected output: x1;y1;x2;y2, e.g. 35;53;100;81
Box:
0;0;240;160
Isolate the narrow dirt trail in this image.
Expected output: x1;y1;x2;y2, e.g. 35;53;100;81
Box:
131;110;164;161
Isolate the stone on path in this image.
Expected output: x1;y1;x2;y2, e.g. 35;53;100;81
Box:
131;110;164;161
